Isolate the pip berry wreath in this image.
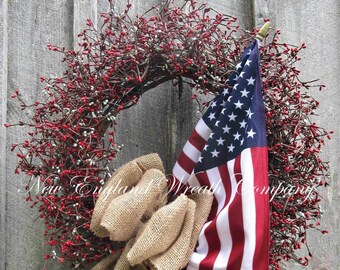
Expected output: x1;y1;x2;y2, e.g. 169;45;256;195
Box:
6;0;331;269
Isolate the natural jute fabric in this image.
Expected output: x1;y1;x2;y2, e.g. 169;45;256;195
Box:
147;192;213;270
90;153;165;238
101;168;168;241
90;154;213;270
127;194;189;265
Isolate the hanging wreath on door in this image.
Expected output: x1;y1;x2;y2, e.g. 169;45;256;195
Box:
6;0;331;269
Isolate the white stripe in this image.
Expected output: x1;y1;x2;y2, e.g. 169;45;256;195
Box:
186;265;199;270
206;167;226;214
187;172;201;187
240;149;256;269
213;159;237;269
172;161;190;184
183;141;202;163
195;118;211;141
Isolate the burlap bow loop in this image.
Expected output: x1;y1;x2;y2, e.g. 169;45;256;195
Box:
90;154;166;239
91;154;213;270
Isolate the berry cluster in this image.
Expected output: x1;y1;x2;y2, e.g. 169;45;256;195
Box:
5;0;331;268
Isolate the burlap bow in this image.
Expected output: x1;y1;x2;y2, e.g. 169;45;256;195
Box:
90;154;213;270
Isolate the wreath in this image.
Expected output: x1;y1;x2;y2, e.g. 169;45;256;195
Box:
6;1;331;269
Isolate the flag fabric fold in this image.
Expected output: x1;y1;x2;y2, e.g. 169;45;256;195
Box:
170;39;270;270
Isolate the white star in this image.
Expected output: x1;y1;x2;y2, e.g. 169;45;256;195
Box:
210;101;217;108
240;88;249;97
215;120;220;127
203;145;208;151
233;132;241;140
246;49;252;55
221;108;226;114
233;83;239;90
228;144;235;152
208;113;215;121
228;112;237;121
235;62;242;70
198;156;203;163
246;76;255;85
247;129;256;138
223;88;229;95
220;100;227;107
209;132;215;139
239;120;247;129
245;60;252;66
239;71;245;78
246;108;253;119
211;149;219;157
234;100;243;109
233;75;239;81
227;96;232;102
240;139;244;146
222;125;231;133
216;137;225;145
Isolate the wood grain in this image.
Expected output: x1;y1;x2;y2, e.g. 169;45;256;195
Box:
0;1;8;270
4;0;73;269
0;0;339;269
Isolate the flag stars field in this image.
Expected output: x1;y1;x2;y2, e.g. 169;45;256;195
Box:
233;132;241;141
227;143;235;152
208;112;215;121
211;149;219;157
247;128;257;138
216;137;225;145
222;125;231;134
240;88;249;97
247;76;255;85
228;112;237;121
234;100;243;109
239;120;247;129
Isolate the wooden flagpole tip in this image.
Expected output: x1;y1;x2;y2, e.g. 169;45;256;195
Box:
256;22;270;41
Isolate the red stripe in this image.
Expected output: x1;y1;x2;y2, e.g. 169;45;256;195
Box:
199;217;221;270
227;155;245;270
189;129;207;152
251;147;270;270
177;152;197;174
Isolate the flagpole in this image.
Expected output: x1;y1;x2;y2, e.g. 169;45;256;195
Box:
256;21;270;42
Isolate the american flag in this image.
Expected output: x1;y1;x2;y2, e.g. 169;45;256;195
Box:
170;39;270;269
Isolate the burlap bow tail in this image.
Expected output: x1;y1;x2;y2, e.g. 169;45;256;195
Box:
90;154;213;270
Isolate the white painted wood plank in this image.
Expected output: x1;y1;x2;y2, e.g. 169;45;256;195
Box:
74;0;98;49
252;0;269;27
0;0;8;269
5;0;73;269
206;0;254;30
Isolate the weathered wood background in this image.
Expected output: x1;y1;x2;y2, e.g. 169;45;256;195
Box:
0;0;339;269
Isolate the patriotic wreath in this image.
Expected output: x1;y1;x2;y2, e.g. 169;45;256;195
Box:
6;0;331;269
